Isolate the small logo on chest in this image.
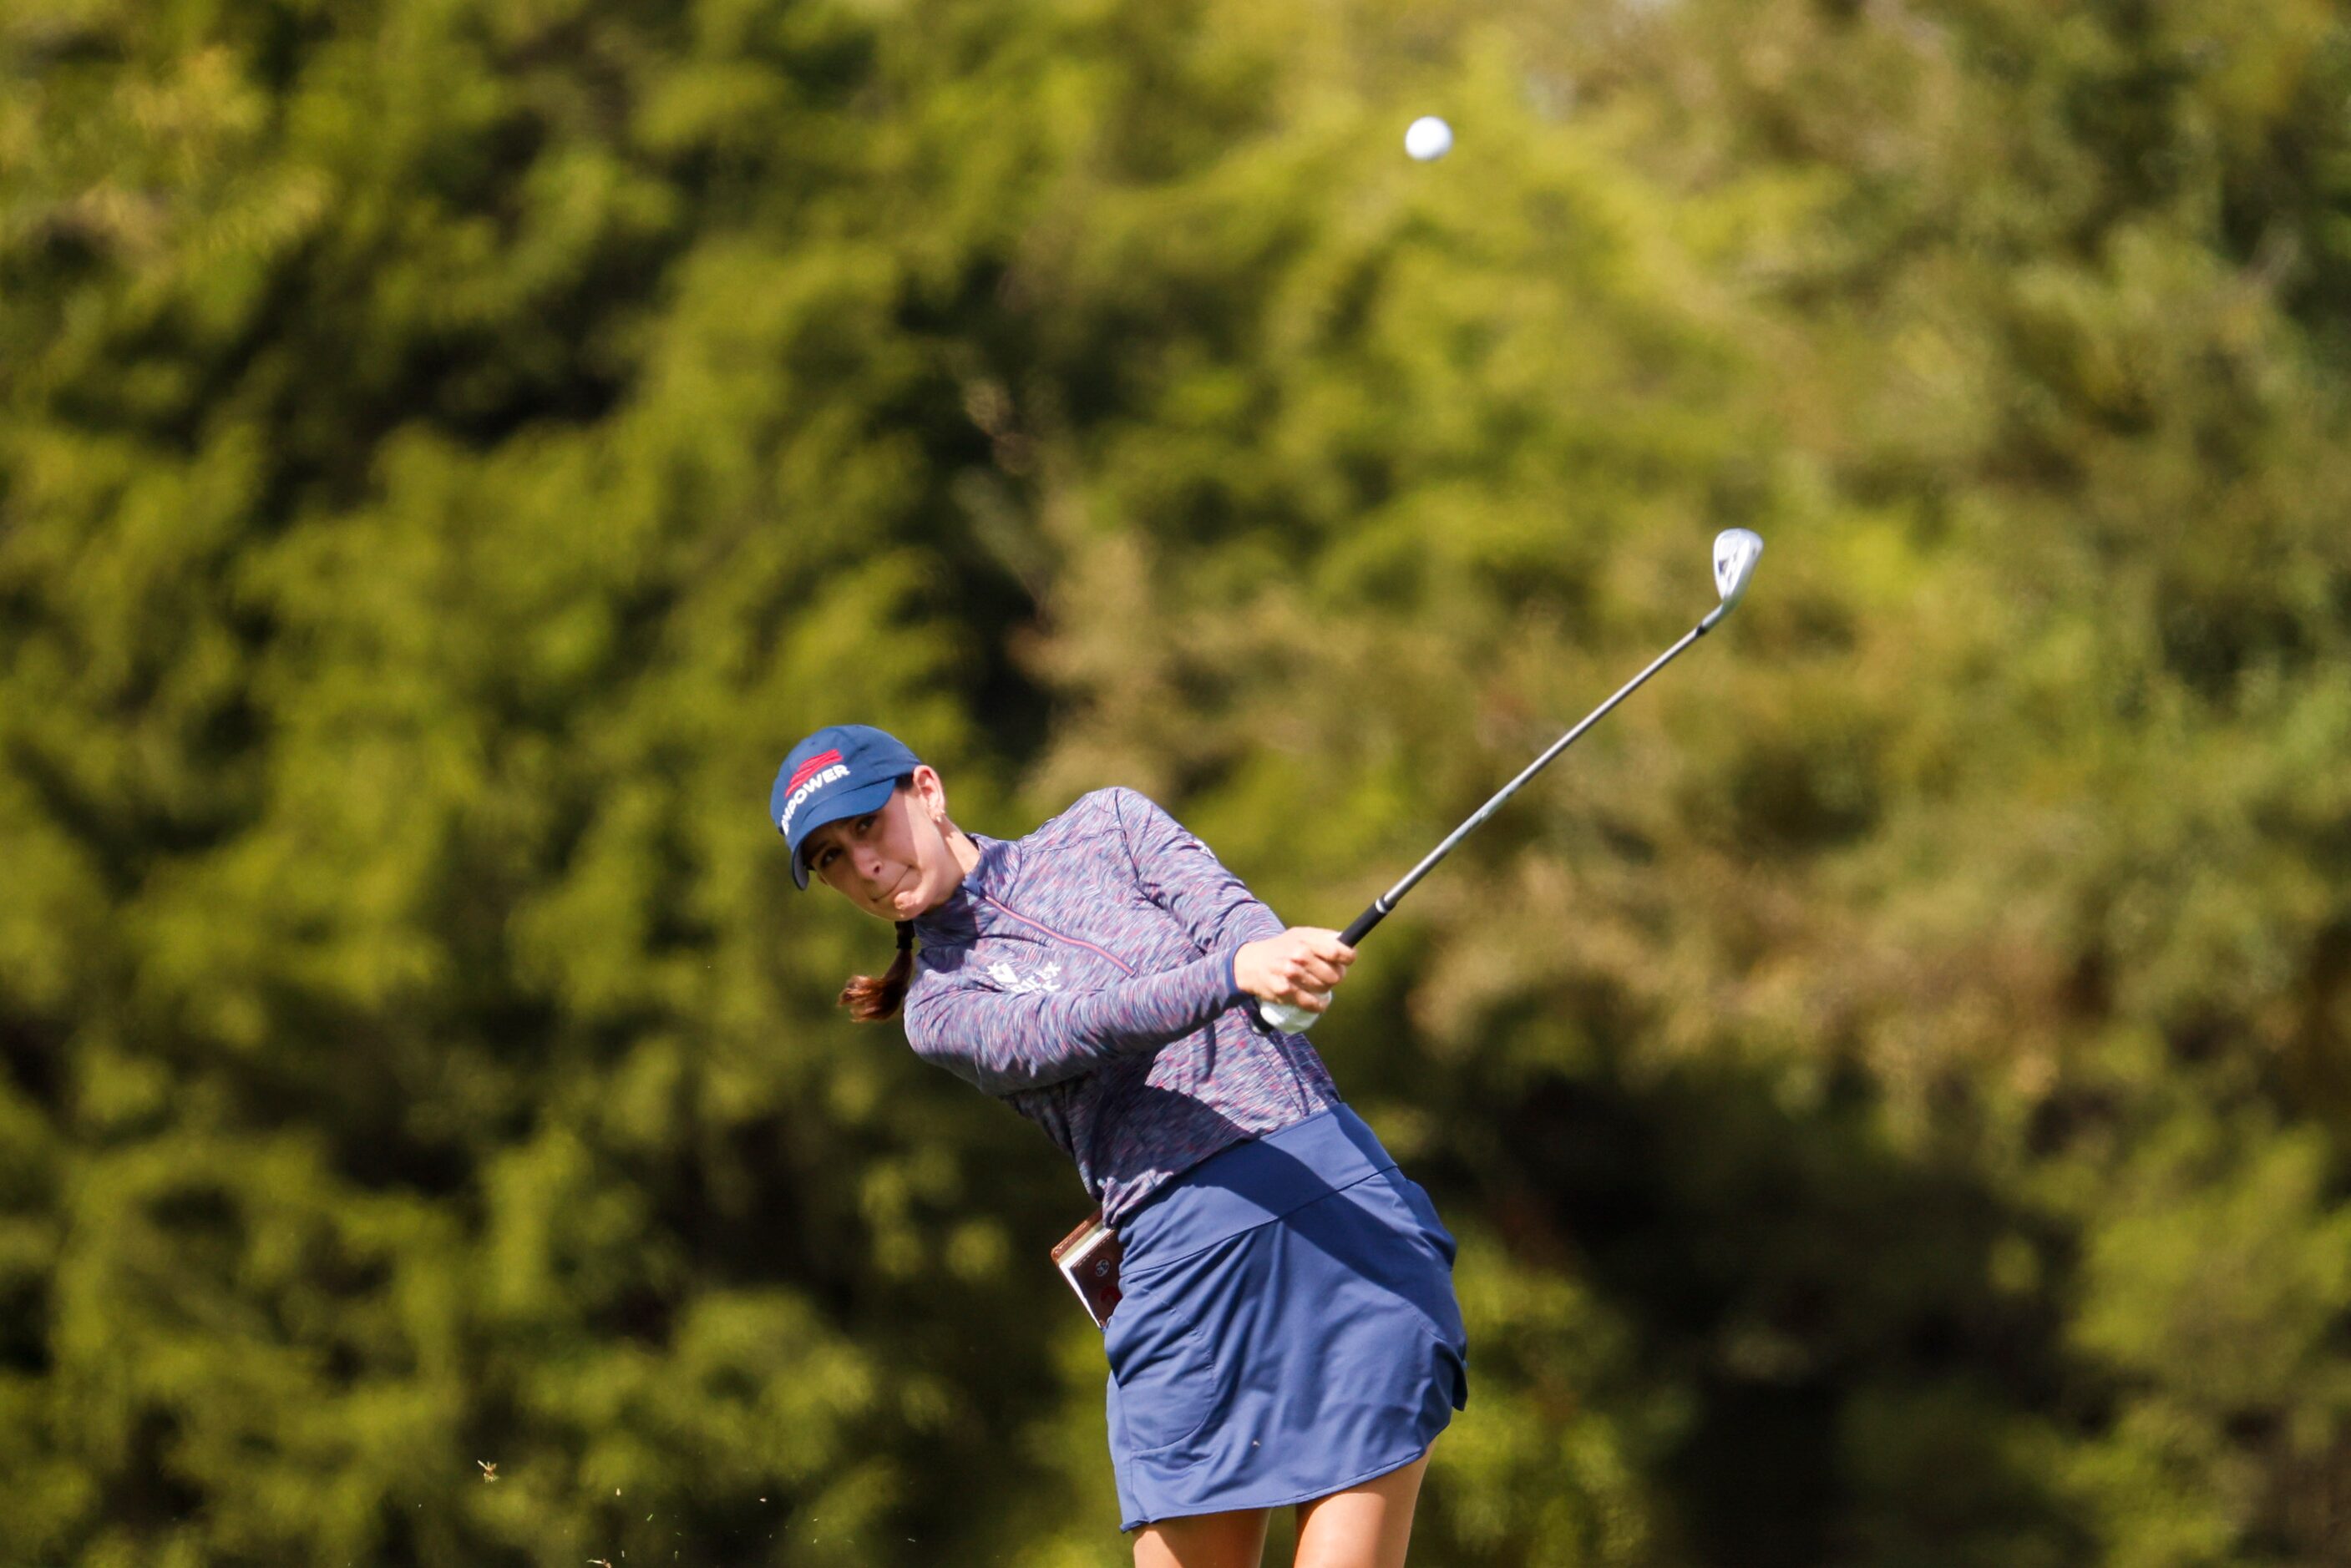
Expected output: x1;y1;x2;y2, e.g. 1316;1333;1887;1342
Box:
986;960;1065;995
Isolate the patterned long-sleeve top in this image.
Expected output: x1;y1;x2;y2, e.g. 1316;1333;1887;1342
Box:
904;787;1341;1228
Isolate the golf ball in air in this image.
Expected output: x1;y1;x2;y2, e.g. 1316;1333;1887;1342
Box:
1404;116;1452;160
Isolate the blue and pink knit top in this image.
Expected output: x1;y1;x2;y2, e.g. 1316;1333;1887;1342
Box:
905;787;1341;1227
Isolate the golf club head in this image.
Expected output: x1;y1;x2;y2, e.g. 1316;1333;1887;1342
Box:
1714;529;1764;609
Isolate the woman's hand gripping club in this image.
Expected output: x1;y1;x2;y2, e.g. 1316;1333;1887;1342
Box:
1235;928;1355;1030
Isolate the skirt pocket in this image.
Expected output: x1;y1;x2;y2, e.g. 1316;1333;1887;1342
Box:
1339;1170;1467;1354
1103;1271;1224;1454
1387;1168;1460;1268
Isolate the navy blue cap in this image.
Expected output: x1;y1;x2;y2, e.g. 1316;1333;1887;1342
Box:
772;725;923;889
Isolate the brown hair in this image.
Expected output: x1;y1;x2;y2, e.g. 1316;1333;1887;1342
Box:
840;921;915;1022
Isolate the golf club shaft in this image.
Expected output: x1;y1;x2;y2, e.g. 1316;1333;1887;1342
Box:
1256;615;1724;1035
1332;618;1712;948
1257;528;1761;1034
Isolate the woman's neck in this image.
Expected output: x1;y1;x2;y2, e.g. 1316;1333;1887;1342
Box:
913;829;985;923
916;827;981;915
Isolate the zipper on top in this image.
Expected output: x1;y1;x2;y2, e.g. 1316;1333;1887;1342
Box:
970;891;1137;975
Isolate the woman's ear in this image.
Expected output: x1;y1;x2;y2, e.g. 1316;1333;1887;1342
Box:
909;763;950;827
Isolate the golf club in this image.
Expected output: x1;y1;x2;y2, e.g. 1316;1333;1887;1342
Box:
1258;528;1764;1034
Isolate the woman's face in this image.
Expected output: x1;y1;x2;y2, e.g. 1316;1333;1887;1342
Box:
803;766;963;921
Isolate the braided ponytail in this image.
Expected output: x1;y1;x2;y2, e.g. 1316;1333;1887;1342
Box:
840;921;916;1022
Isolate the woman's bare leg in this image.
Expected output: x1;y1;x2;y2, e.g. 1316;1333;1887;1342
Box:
1289;1446;1432;1568
1132;1505;1271;1568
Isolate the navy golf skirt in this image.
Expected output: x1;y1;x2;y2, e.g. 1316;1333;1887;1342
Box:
1104;1102;1469;1531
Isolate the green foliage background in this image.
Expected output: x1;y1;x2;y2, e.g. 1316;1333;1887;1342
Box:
6;0;2351;1562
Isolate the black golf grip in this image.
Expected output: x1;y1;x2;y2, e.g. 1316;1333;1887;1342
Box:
1339;904;1386;948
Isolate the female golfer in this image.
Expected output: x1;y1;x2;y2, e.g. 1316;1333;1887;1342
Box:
774;724;1468;1568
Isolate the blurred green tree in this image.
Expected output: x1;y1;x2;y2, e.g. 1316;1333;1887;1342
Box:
3;0;2350;1563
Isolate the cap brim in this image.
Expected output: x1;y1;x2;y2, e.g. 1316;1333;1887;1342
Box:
790;775;904;889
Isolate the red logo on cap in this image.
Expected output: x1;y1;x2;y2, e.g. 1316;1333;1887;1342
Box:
785;749;844;797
